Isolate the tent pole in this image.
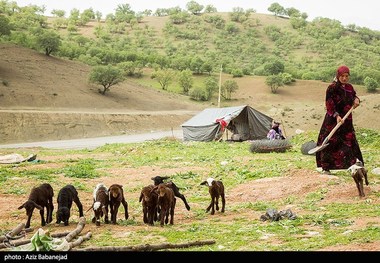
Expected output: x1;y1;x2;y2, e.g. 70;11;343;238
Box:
218;64;222;107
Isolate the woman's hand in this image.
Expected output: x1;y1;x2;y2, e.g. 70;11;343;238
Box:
336;115;342;124
353;97;360;108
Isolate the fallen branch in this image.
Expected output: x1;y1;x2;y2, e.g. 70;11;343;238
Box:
68;232;92;250
0;239;30;249
0;224;33;249
0;217;86;250
65;217;86;242
74;239;216;251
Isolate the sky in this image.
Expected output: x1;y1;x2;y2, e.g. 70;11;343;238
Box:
14;0;380;31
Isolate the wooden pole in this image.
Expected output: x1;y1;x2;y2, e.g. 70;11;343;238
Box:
218;64;222;107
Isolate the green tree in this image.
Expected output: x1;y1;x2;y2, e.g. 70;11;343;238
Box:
186;1;204;15
0;15;11;36
264;60;285;75
36;30;61;56
152;69;175;90
204;5;217;13
89;65;124;95
204;76;218;100
268;3;286;17
51;9;65;17
178;69;193;94
364;76;378;92
265;74;284;94
222;80;239;100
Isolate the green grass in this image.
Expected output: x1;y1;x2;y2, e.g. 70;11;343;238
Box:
0;129;379;251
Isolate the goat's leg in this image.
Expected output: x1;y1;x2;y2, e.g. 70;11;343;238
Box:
359;180;365;197
160;208;166;226
143;206;149;224
164;208;169;225
169;199;176;225
25;209;34;229
112;202;121;224
210;198;215;215
175;193;190;211
73;197;84;217
40;208;46;226
104;207;109;224
47;199;54;224
221;193;225;213
354;177;362;197
206;202;212;213
215;196;220;211
122;198;129;220
363;169;369;186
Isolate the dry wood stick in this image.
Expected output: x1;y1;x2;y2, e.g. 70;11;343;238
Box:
65;217;86;242
74;239;216;251
68;232;92;250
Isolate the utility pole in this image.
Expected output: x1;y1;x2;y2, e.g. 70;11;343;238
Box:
218;64;222;108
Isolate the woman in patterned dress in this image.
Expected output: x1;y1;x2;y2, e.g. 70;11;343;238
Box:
316;65;363;174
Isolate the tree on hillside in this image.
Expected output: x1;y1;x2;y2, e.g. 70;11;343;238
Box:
221;80;238;100
36;30;61;56
268;3;286;17
51;9;65;18
178;69;193;94
152;69;175;90
265;74;284;94
204;5;217;13
186;1;204;15
89;65;124;95
0;15;12;36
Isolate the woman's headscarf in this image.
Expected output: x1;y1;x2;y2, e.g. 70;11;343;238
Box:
336;65;350;78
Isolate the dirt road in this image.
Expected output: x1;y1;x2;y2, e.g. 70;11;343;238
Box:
0;129;183;150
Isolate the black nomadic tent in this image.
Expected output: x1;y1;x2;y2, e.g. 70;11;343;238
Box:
181;105;273;142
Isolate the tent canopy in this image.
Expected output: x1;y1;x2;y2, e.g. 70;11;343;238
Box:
181;105;273;142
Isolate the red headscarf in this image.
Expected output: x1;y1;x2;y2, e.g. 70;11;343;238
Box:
336;65;350;78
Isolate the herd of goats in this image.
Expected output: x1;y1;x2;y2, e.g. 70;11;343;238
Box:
17;176;226;229
17;158;368;230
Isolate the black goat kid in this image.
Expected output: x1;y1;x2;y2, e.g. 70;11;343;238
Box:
56;184;84;226
151;176;190;211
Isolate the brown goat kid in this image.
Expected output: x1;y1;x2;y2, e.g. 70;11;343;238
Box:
200;178;225;215
139;185;158;225
109;184;129;224
348;160;369;197
18;183;54;228
156;183;176;226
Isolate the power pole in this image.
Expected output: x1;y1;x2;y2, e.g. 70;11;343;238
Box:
218;64;222;107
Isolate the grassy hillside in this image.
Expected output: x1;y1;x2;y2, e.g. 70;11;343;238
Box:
0;3;379;143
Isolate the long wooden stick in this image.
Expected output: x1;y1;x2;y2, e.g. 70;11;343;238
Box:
74;239;216;251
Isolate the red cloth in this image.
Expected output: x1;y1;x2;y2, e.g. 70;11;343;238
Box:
215;118;228;131
336;65;350;78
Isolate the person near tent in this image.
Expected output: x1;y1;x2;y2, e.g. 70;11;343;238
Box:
315;65;363;175
215;114;233;141
267;120;285;140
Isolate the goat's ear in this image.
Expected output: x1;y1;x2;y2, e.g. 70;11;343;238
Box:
18;203;26;210
200;181;207;186
162;176;170;180
139;193;143;202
